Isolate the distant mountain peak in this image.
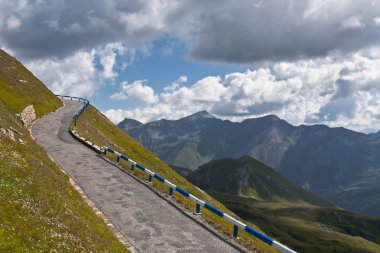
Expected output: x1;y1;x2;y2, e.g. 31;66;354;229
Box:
265;114;280;120
118;118;143;130
182;110;216;121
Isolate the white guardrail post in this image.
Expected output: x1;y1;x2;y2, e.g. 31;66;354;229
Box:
102;146;297;253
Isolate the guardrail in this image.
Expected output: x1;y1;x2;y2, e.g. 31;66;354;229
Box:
56;95;89;125
56;94;296;253
102;146;297;253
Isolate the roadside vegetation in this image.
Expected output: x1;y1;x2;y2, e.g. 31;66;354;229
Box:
0;49;129;252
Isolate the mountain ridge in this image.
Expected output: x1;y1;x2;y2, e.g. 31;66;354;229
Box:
119;111;380;216
188;155;334;207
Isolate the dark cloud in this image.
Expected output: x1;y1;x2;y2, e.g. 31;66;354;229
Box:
185;0;380;62
0;0;158;59
1;0;380;62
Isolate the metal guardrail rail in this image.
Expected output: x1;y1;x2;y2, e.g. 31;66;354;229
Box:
56;94;297;253
56;95;89;125
103;146;297;253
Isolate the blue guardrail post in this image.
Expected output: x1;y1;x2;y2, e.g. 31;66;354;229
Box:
130;164;135;171
195;203;201;214
148;175;153;182
169;187;174;196
233;225;238;238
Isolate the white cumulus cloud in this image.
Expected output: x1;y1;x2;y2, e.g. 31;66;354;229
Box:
27;42;129;97
104;51;380;133
110;80;158;104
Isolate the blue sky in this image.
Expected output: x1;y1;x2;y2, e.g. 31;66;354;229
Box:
1;0;380;133
93;38;246;111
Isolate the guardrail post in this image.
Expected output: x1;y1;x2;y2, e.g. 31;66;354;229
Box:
233;225;238;238
130;164;135;171
117;155;120;163
148;175;153;182
195;203;201;214
103;149;107;155
169;187;173;196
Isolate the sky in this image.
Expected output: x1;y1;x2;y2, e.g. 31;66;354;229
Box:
1;0;380;133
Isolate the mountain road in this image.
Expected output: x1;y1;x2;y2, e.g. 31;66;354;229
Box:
32;100;243;253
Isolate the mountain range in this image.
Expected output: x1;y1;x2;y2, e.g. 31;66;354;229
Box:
119;111;380;216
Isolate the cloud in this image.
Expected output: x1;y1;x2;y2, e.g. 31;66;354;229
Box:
102;108;126;124
98;42;126;79
0;0;168;59
163;75;188;92
1;0;380;63
340;16;366;30
5;15;21;30
182;0;380;62
104;51;380;133
375;17;380;26
27;42;128;97
110;80;158;104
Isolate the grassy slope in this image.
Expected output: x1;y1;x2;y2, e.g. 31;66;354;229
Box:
0;50;62;117
0;50;128;252
215;195;380;253
75;105;280;253
190;156;334;207
186;156;380;252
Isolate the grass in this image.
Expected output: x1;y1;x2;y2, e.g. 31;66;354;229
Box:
185;156;380;252
0;49;129;252
0;49;62;117
0;101;129;252
74;105;282;253
210;193;380;253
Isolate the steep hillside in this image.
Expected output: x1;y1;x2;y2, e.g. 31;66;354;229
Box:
186;156;380;253
120;112;380;216
188;156;333;207
0;49;62;116
0;50;128;252
74;105;280;252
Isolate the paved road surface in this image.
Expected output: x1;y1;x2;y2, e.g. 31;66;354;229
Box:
32;101;241;253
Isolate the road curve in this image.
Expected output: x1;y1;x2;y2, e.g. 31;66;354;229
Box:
32;101;242;253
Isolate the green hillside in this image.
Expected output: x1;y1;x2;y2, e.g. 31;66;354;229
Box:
0;50;128;252
189;156;333;207
217;195;380;253
186;156;380;253
0;50;62;117
74;105;281;252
